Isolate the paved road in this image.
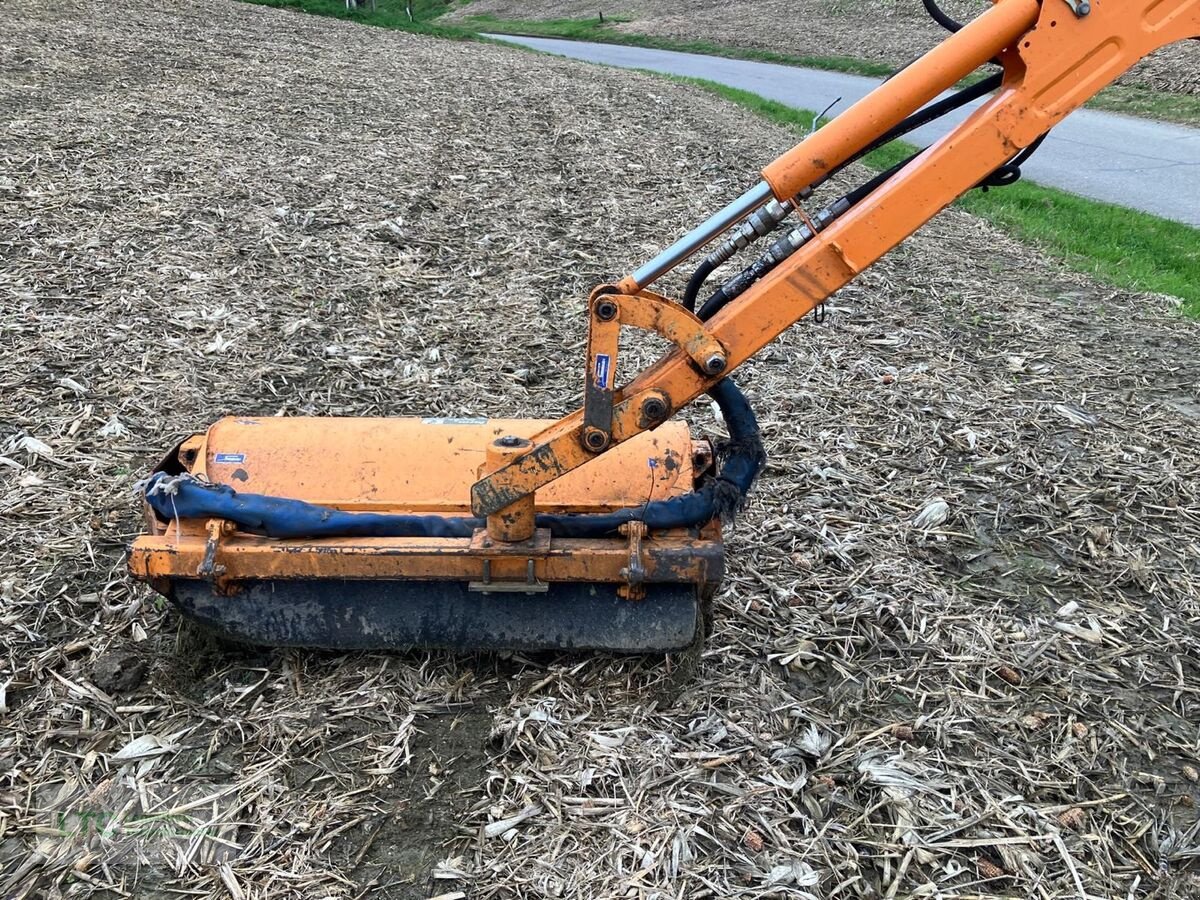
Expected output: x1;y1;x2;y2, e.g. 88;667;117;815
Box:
489;35;1200;227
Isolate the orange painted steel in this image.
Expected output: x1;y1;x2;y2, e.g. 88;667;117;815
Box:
472;0;1200;517
582;289;728;450
484;436;537;542
130;522;723;589
614;291;728;369
761;0;1040;200
181;416;697;512
129;416;718;590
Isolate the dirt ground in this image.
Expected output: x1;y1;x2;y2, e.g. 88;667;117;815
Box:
446;0;1200;97
2;1;1200;898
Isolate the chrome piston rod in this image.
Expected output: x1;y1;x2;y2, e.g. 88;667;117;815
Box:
627;181;774;290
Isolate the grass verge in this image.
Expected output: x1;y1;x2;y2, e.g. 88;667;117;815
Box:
241;0;1200;317
247;3;1200;125
243;0;471;38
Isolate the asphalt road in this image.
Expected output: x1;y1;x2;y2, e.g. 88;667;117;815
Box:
490;34;1200;227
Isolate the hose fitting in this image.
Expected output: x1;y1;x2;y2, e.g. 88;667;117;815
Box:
761;197;849;265
699;199;793;269
698;197;849;319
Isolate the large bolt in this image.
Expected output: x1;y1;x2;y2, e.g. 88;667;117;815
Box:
703;353;727;375
582;427;609;452
594;298;619;322
641;396;668;422
497;434;525;448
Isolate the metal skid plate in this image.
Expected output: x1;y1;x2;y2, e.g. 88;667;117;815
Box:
172;580;702;652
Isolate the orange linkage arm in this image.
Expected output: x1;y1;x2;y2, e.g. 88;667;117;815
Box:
472;0;1200;519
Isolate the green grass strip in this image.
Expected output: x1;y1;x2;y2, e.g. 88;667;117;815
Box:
245;1;1200;125
244;0;474;38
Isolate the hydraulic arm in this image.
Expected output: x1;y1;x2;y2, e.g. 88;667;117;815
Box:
471;0;1200;518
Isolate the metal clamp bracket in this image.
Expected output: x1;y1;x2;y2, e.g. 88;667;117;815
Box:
582;287;728;453
198;518;235;589
468;558;549;594
468;528;551;593
617;520;648;600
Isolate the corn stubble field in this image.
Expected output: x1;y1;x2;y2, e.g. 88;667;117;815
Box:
2;1;1200;898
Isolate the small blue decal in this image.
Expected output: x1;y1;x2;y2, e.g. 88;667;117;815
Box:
594;354;611;390
214;453;246;464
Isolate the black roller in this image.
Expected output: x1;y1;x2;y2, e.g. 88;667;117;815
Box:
171;580;702;653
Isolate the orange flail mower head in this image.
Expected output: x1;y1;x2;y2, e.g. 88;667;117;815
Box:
129;415;730;652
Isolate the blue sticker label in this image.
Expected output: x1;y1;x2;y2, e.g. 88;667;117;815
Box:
594;354;611;390
214;453;246;464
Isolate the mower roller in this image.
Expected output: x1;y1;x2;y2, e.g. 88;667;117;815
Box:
129;0;1199;652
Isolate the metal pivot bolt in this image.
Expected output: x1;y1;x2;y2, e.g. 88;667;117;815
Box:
485;435;536;542
582;426;609;452
1061;0;1090;16
641;396;668;423
594;298;619;321
703;353;727;375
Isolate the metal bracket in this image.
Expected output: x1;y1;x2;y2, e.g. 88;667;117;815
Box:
617;520;648;600
198;518;234;586
468;528;551;594
582;286;729;453
469;558;549;594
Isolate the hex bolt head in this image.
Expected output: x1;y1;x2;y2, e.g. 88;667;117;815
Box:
704;354;727;375
641;396;668;422
594;299;619;322
496;435;528;449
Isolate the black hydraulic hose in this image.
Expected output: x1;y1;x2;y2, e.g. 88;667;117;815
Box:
544;377;764;536
144;379;765;540
978;131;1048;189
682;257;717;313
682;71;1001;311
698;120;1045;323
1012;132;1047;167
861;72;1000;162
842;150;923;206
923;0;964;33
828;71;1002;185
920;0;1007;67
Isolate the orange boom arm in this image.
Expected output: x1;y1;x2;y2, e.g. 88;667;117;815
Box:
472;0;1200;518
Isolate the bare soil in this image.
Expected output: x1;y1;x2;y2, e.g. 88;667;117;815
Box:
447;0;1200;96
2;1;1200;898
